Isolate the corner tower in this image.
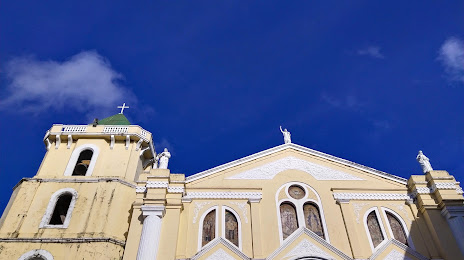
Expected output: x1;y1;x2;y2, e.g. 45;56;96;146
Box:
0;113;155;259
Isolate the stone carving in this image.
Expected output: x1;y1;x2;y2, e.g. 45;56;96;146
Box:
229;201;248;223
228;156;363;180
416;150;433;173
184;192;262;200
280;203;298;239
225;210;239;247
202;210;216;247
280;126;291;144
388;204;412;224
386;212;408;245
367;211;384;248
205;248;235;260
284;239;333;260
383;249;412;260
304;203;324;239
192;202;212;223
156;148;171;169
353;202;370;224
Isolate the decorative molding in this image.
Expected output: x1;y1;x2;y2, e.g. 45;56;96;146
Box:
110;135;115;149
387;203;412;224
40;188;78;229
186;143;407;184
457;186;463;194
141;205;166;217
193;201;212;224
0;237;125;247
333;193;412;201
352;202;370;224
227;156;364;181
141;129;148;137
431;182;458;192
146;181;169;188
168;186;185;193
125;135;130;150
191;237;249;260
283;239;333;260
67;135;72;149
229;201;249;223
62;125;87;132
184;192;262;200
411;182;463;197
103;126;129;134
55;134;61;149
383;249;412;260
205;248;235;260
136;186;147;193
18;249;54;260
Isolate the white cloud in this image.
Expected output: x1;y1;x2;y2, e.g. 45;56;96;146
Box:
0;51;135;114
438;37;464;84
357;46;385;59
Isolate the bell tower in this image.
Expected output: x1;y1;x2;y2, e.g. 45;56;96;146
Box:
0;111;156;259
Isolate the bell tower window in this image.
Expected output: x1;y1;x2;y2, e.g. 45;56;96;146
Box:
49;193;72;225
40;188;78;228
72;150;93;176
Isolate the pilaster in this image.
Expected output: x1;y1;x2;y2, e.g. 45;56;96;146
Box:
248;198;263;258
336;199;368;259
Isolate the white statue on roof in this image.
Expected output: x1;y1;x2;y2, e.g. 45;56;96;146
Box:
416;150;433;173
280;126;291;144
156;148;171;169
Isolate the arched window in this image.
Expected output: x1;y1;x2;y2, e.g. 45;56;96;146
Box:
224;210;239;247
280;202;298;240
49;193;72;225
64;144;100;176
366;211;384;248
72;149;93;176
40;188;78;228
18;249;54;260
386;212;408;245
202;209;216;247
303;203;324;239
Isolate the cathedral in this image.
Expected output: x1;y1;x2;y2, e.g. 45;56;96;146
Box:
0;111;463;260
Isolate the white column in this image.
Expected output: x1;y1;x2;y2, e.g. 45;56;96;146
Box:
136;205;165;260
442;206;464;255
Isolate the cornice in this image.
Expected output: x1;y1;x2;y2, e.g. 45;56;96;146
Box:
14;177;136;191
333;193;412;201
186;143;407;184
0;237;125;247
182;191;262;200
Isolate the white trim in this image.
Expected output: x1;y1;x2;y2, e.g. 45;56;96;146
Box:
55;135;61;149
222;206;242;250
183;191;262;200
276;182;330;245
125;135;130;150
67;135;72;149
333;193;411;201
363;207;388;252
0;237;125;246
63;144;100;177
198;206;219;251
18;249;54;260
186;143;407;184
367;239;429;260
191;237;249;260
380;207;415;249
40;188;78;228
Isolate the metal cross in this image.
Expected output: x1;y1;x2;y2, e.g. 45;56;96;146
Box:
117;103;130;114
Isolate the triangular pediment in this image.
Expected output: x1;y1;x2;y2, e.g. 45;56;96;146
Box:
368;239;428;260
191;237;249;260
267;227;352;260
186;143;406;185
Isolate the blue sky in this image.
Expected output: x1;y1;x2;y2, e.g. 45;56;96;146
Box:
1;1;463;213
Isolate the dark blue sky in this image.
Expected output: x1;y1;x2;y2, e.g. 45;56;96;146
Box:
1;1;463;213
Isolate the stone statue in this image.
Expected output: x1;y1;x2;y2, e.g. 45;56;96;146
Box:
156;148;171;169
416;150;433;173
280;126;291;144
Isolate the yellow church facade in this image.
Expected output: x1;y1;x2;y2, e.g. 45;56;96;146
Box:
1;115;463;260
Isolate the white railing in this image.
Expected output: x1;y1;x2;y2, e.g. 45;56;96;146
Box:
62;125;87;132
141;129;148;137
103;126;129;134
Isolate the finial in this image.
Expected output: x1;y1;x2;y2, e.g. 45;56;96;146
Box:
117;103;130;114
416;150;433;173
